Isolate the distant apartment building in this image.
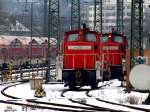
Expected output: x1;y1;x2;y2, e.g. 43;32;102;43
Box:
81;0;150;33
81;0;150;48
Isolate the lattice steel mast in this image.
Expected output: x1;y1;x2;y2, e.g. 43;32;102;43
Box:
116;0;124;34
130;0;143;68
71;0;80;30
94;0;102;34
44;0;48;36
47;0;60;82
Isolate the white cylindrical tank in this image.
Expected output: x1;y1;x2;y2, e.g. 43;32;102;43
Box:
129;64;150;90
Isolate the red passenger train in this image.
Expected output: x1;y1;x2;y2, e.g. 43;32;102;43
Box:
56;25;128;90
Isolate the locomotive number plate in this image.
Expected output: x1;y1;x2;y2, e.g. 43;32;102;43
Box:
68;45;92;50
103;46;118;50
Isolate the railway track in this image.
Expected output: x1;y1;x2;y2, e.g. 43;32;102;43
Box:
0;82;108;111
61;81;150;112
60;85;125;112
0;81;114;111
0;100;93;112
0;81;121;111
26;99;107;112
0;79;29;85
86;87;150;112
1;80;150;112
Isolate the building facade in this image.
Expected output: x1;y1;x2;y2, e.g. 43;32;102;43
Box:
81;0;150;34
81;0;150;48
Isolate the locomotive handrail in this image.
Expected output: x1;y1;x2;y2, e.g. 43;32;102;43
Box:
101;52;124;66
59;52;124;70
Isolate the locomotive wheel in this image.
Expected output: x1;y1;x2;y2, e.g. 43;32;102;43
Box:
102;71;110;81
88;71;97;90
68;81;76;90
110;65;123;80
91;82;97;90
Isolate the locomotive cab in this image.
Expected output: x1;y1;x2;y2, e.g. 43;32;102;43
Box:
56;27;101;90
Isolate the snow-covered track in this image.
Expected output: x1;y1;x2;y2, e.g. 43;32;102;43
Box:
60;89;69;97
1;82;104;111
60;80;113;97
86;89;150;112
96;98;150;112
60;88;125;112
69;98;122;112
60;80;150;112
26;99;106;112
0;100;93;112
0;79;29;86
2;79;149;111
1;81;64;100
1;80;29;99
1;85;105;112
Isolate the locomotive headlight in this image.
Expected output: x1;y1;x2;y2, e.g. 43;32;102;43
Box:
108;35;111;38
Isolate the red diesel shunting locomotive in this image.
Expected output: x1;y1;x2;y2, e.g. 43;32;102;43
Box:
56;25;128;90
100;32;128;80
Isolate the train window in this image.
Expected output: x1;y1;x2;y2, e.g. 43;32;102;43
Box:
113;36;122;43
68;34;79;41
85;34;96;42
100;36;108;43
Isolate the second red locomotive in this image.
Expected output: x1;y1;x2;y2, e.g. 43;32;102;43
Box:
100;32;128;80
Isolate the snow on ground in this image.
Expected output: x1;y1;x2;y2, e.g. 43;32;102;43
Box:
84;99;143;112
90;79;149;105
4;83;65;99
0;79;150;112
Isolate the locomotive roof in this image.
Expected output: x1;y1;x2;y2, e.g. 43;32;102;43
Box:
64;29;99;34
102;33;126;37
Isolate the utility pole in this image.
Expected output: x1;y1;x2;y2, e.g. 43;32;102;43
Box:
47;0;60;83
20;44;23;79
44;0;48;36
130;0;143;68
30;2;33;77
71;0;80;30
126;0;143;92
116;0;124;34
94;0;102;34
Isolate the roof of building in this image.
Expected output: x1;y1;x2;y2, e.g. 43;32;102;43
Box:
0;35;56;45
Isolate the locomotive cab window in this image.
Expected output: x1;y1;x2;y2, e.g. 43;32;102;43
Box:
68;34;79;41
113;36;122;43
85;34;96;42
100;36;108;43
